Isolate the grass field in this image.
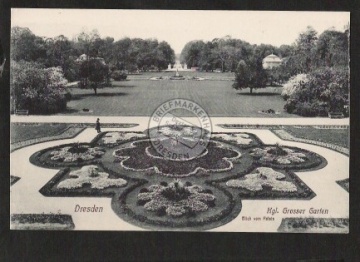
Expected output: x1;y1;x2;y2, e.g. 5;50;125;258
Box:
282;126;349;149
11;123;69;144
62;79;292;117
128;71;235;80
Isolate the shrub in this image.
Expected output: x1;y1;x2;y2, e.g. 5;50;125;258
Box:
284;67;349;116
281;74;308;100
111;70;127;81
11;61;68;114
64;92;72;101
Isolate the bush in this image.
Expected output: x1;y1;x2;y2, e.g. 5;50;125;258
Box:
293;102;317;117
64;92;72;101
281;74;308;100
111;70;127;81
11;61;68;114
284;67;349;116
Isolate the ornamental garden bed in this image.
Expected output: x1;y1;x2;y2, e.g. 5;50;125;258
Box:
30;142;106;169
336;178;349;193
215;165;315;200
39;163;145;197
10;175;20;186
29;127;326;230
278;217;349;233
11;214;75;230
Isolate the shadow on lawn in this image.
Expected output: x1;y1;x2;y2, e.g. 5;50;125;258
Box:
71;92;128;100
237;92;281;97
111;84;136;88
62;108;80;114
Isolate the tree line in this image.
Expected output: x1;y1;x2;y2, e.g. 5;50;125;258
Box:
11;27;176;82
10;27;176;113
180;26;349;116
180;26;348;87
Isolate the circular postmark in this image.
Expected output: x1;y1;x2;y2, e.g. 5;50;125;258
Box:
149;99;212;161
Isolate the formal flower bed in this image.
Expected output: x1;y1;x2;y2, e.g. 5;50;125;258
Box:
211;133;253;145
137;180;216;217
147;125;206;141
57;165;127;190
250;145;306;165
49;144;105;162
336;178;349;193
226;167;297;192
11;214;75;230
30;126;325;230
98;132;146;147
278;218;349;233
10;175;21;186
113;140;241;176
158;126;198;137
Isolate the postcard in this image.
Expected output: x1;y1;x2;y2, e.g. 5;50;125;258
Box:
9;9;349;232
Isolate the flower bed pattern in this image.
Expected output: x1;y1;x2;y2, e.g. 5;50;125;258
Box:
11;214;75;230
248;144;324;170
211;133;253;145
30;143;106;168
30;128;325;230
11;175;21;186
113;140;241;177
336;178;349;193
278;218;349;233
98;132;146;147
137;180;215;217
226;167;297;192
57;165;127;189
250;146;306;164
50;145;105;162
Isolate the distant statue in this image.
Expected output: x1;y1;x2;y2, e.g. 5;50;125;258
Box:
168;64;172;70
184;64;188;70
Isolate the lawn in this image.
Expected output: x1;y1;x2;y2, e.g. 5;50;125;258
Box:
283;126;349;149
128;71;235;80
11;123;69;144
62;79;292;117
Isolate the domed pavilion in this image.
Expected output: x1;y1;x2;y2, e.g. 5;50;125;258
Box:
262;54;282;69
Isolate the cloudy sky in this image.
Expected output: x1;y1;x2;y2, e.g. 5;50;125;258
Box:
12;9;349;54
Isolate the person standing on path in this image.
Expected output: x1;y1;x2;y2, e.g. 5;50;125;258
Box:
96;118;101;133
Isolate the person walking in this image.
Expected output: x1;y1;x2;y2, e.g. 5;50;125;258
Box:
96;118;101;133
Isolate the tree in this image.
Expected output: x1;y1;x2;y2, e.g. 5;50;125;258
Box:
232;59;267;94
44;35;79;81
211;36;233;72
316;30;348;68
232;60;250;89
278;44;294;58
180;40;205;67
74;29;101;58
11;27;47;62
154;41;175;70
294;26;318;73
79;59;109;95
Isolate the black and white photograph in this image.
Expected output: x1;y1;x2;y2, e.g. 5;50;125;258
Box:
9;9;350;233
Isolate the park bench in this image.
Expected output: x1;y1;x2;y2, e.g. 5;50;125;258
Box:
15;109;29;115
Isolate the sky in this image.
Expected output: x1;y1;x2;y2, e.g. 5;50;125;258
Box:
11;9;349;54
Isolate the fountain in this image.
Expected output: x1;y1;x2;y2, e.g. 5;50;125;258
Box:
170;69;185;80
